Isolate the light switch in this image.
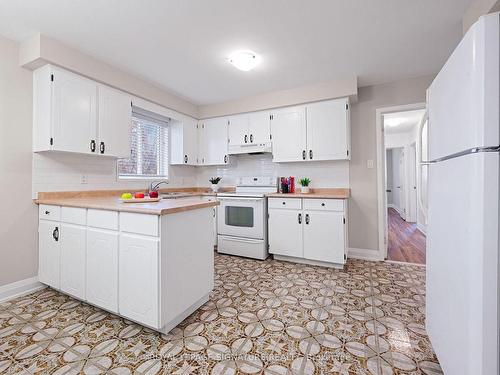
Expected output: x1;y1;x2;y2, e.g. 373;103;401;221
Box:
367;159;374;169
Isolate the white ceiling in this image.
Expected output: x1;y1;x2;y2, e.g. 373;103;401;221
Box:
384;109;426;134
0;0;470;105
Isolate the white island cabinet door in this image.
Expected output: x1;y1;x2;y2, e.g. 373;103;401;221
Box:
39;220;61;289
119;234;159;328
306;98;349;161
60;224;87;299
303;211;345;264
271;106;307;162
98;85;132;158
87;228;119;313
52;67;97;154
268;209;303;257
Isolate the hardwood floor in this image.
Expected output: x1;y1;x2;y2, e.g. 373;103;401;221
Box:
387;207;426;264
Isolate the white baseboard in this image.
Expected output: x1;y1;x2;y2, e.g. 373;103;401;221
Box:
417;223;427;235
348;248;383;262
0;277;46;303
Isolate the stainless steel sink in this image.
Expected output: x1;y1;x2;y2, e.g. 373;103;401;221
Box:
161;192;193;199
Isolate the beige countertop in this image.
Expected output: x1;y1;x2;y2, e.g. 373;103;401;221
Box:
35;192;219;215
267;188;350;199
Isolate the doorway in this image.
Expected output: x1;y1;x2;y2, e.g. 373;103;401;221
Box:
378;105;427;264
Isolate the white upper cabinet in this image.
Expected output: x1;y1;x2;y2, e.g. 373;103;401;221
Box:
51;67;97;154
170;116;199;165
98;85;132;158
33;65;132;158
306;98;350;161
271;98;350;163
227;111;271;154
271;106;307;162
228;114;249;147
198;118;229;165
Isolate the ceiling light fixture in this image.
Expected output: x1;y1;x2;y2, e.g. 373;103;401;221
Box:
229;50;260;71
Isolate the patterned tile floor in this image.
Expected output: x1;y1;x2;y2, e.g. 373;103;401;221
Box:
0;254;442;374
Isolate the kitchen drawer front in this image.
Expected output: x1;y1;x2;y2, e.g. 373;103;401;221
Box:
120;212;159;237
61;207;87;225
39;205;61;221
268;198;302;210
87;209;118;230
303;199;344;212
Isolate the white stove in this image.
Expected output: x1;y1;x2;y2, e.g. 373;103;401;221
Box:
216;177;278;260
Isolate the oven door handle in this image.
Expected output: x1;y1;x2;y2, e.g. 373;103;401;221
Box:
218;197;263;202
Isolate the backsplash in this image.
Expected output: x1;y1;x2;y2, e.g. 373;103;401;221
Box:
196;153;349;188
32;152;349;198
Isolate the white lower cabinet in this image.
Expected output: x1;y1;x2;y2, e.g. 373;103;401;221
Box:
303;210;345;264
118;234;159;329
86;228;119;313
38;220;61;289
268;198;347;266
60;224;86;299
268;209;303;257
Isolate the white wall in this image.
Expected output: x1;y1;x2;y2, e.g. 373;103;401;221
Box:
0;36;38;286
195;154;349;189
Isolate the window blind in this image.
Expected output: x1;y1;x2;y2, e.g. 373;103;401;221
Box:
118;113;169;179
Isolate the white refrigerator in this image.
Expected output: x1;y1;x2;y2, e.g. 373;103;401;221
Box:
425;12;499;375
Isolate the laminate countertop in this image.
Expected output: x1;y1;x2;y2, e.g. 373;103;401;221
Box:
267;188;350;199
35;195;219;216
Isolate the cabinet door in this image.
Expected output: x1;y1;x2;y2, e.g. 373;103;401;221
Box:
268;209;303;257
87;229;119;313
303;211;345;264
248;111;271;144
228;115;249;147
38;220;61;289
200;118;228;165
52;68;97;154
184;118;199;165
60;224;87;299
271;106;307;162
119;234;159;328
306;98;349;161
98;85;132;158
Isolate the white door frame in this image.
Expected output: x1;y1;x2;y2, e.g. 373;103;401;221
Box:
376;102;426;260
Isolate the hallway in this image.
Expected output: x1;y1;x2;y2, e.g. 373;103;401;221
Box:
387;208;426;264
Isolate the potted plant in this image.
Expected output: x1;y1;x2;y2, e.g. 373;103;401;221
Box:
209;177;222;193
299;177;311;193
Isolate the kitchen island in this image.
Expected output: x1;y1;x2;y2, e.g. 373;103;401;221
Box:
35;192;218;334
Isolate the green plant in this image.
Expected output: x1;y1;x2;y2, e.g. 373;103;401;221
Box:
209;177;222;184
299;177;311;187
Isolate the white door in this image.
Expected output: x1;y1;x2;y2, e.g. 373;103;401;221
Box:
60;224;86;299
98;85;132;158
184;118;199;165
268;209;303;257
87;228;119;313
306;98;349;161
200;118;228;165
399;150;406;219
303;211;345;264
408;144;418;222
228;115;249;147
38;220;61;289
248;111;271;144
119;234;159;328
271;106;307;162
52;67;97;154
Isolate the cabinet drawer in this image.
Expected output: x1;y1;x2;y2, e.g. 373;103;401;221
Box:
87;209;118;230
303;199;344;212
39;205;61;221
61;207;87;225
120;213;159;237
268;198;302;210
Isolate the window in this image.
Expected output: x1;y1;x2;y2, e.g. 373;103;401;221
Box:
118;112;169;179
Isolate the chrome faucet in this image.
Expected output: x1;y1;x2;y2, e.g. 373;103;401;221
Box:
149;180;168;193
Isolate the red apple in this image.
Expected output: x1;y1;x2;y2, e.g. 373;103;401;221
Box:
149;191;159;198
134;192;145;199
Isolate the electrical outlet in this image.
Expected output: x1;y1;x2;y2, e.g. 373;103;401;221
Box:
367;159;374;169
81;175;88;184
